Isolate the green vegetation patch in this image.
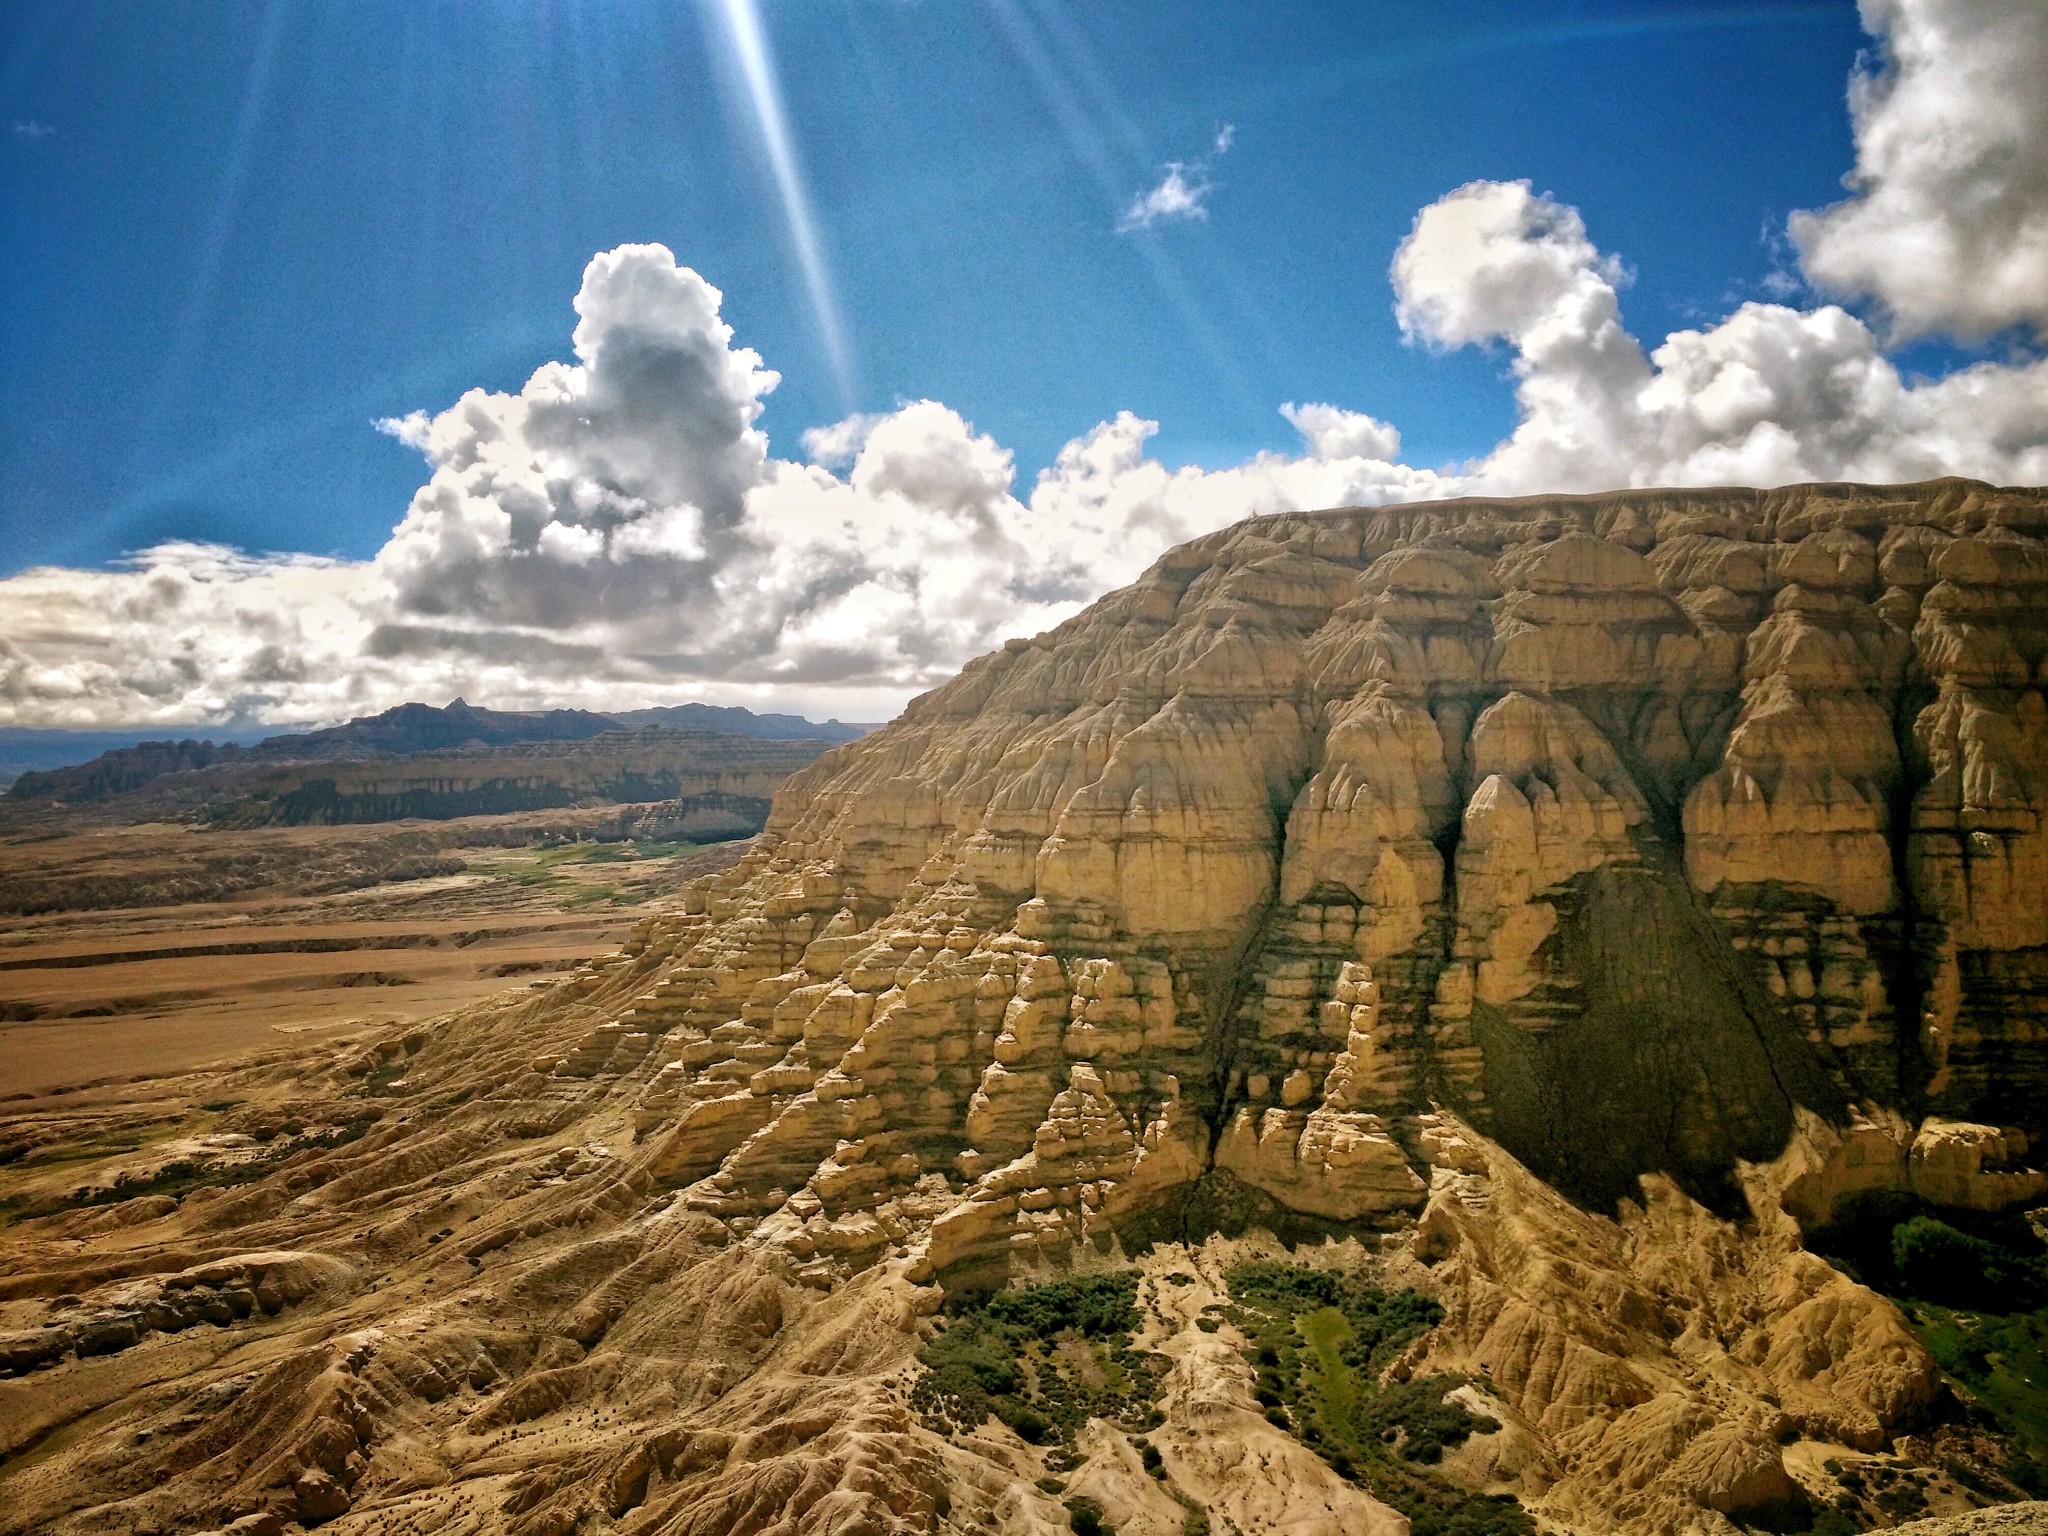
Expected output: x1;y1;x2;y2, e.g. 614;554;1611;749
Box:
1891;1215;2047;1312
0;1118;376;1226
1812;1200;2048;1502
1905;1299;2048;1497
910;1272;1167;1447
1224;1261;1534;1536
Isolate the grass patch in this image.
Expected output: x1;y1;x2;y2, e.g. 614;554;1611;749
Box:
0;1118;376;1225
7;1136;144;1171
1225;1261;1534;1536
1811;1198;2048;1501
506;860;628;908
463;837;715;908
563;838;700;864
910;1272;1167;1447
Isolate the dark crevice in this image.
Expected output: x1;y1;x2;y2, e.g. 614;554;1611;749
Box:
1117;1166;1362;1253
1194;689;1323;1156
1414;811;1469;1117
1878;679;1939;1111
1198;898;1280;1159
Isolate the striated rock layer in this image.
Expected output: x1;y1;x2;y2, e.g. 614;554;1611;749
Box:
6;478;2048;1536
727;475;2048;1234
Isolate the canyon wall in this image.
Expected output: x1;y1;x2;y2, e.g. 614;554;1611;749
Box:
673;476;2048;1239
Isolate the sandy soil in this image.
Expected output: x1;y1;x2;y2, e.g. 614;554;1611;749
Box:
0;818;748;1099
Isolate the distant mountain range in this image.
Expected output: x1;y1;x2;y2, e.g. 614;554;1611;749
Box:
2;699;873;803
602;703;873;741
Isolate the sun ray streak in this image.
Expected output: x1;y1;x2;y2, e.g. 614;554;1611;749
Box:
122;0;289;485
712;0;857;407
983;0;1261;425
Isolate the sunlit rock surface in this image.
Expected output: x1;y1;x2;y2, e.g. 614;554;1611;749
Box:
6;479;2048;1536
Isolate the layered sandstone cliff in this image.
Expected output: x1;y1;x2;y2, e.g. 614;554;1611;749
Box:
5;479;2048;1536
672;476;2048;1241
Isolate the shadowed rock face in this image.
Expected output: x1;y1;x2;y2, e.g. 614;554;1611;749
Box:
1471;863;1842;1214
8;479;2048;1536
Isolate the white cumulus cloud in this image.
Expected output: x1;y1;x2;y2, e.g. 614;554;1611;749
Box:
368;243;777;656
1791;0;2048;342
1119;164;1212;232
1390;178;2048;494
0;545;380;731
0;0;2043;731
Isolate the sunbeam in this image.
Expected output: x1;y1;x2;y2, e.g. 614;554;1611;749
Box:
124;0;289;485
983;0;1263;428
710;0;857;408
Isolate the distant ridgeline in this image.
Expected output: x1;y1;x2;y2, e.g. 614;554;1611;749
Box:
219;731;828;830
4;700;870;832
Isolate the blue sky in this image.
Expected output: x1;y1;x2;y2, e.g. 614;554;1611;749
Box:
2;0;1867;572
2;0;2043;729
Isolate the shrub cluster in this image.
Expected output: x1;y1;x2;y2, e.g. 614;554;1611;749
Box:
1891;1215;2046;1311
0;1118;376;1224
910;1272;1166;1448
1907;1301;2048;1497
1811;1202;2048;1508
1224;1261;1534;1536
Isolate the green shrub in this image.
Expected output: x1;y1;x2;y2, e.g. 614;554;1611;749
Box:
1064;1495;1112;1535
1873;1480;1927;1521
1891;1216;2046;1311
1360;1376;1496;1465
1224;1262;1533;1536
2011;1453;2048;1496
986;1272;1142;1339
909;1271;1164;1447
1807;1203;2048;1513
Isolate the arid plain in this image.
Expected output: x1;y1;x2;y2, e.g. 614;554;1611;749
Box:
0;813;750;1096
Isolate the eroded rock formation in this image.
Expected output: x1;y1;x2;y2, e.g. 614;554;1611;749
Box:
6;479;2048;1536
690;477;2048;1237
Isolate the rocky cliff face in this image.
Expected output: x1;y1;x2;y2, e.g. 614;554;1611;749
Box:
710;476;2048;1232
6;479;2048;1536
